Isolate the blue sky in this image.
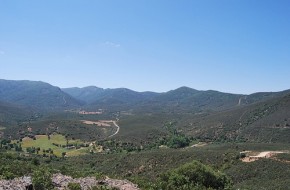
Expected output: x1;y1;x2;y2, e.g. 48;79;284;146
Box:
0;0;289;94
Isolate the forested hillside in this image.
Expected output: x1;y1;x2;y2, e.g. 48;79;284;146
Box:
0;79;82;111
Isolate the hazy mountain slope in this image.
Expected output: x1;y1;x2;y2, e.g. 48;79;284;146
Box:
62;86;104;104
137;87;243;113
91;88;158;104
0;101;32;125
143;87;290;113
181;92;290;143
63;86;159;109
0;79;82;111
64;85;290;114
238;89;290;105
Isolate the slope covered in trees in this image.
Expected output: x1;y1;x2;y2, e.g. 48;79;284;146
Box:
0;79;82;111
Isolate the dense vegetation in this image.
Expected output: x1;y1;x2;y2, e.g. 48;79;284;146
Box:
1;142;290;189
1;79;290;189
157;160;232;190
0;79;82;110
2;111;116;142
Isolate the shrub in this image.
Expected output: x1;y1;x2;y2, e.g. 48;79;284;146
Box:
68;182;81;190
166;136;190;148
158;160;232;190
95;172;105;180
32;167;53;190
32;157;40;165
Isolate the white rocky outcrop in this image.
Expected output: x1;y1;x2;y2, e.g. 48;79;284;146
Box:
0;174;140;190
0;176;31;190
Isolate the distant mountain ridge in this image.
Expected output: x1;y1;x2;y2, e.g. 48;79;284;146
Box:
138;87;242;113
0;79;289;114
63;85;290;114
62;86;104;104
62;86;158;105
0;79;82;111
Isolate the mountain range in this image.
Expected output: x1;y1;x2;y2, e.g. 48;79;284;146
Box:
63;85;290;114
0;79;82;111
1;79;290;143
0;79;289;114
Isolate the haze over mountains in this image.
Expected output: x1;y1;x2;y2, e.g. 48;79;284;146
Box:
1;78;290;145
0;79;81;111
0;79;289;113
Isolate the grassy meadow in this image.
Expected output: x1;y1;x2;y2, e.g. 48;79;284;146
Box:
21;134;89;157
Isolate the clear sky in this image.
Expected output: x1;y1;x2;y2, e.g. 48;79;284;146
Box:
0;0;289;94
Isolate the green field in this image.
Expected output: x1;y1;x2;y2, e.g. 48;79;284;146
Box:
21;134;89;157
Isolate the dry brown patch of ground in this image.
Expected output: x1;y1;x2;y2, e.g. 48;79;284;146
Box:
81;120;112;127
241;151;288;162
79;111;102;115
191;142;208;147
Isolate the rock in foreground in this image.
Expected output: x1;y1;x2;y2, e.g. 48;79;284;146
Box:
0;174;140;190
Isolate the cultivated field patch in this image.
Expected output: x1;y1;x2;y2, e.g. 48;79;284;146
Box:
21;134;89;157
81;120;113;127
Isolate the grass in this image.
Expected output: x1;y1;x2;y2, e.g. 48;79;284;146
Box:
21;134;89;157
0;126;5;130
66;147;89;156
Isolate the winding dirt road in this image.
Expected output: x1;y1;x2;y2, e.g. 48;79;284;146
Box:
63;95;67;105
108;120;120;138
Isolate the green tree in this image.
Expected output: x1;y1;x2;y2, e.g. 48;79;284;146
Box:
158;160;232;190
32;157;40;166
167;136;190;148
68;182;81;190
32;167;53;190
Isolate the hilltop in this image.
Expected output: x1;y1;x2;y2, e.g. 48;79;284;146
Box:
0;79;83;111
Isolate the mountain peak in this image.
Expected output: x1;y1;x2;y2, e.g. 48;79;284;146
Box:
0;79;82;110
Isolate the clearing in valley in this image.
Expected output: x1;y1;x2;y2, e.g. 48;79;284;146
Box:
241;150;288;162
21;134;89;157
81;120;112;127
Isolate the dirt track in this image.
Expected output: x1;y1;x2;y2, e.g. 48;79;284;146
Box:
108;121;120;138
81;120;111;127
81;119;120;138
241;151;287;162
